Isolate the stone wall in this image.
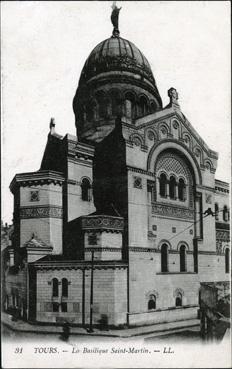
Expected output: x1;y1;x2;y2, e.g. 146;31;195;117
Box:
36;266;127;326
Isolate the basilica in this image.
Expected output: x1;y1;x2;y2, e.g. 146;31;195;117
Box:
3;8;230;328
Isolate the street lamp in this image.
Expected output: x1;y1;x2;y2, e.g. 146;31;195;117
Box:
87;249;94;333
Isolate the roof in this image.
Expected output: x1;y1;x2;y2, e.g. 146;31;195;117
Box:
31;255;128;270
23;236;53;249
79;36;157;88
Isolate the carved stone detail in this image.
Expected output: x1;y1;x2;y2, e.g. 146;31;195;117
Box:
216;241;223;255
152;203;194;219
20;206;63;219
216;230;230;242
133;176;142;189
82;216;124;231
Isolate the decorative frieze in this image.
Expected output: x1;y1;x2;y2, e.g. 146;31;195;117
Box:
216;230;230;242
129;247;157;253
152;203;194;219
20;206;63;219
82;215;124;231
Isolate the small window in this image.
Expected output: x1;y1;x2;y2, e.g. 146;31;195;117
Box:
159;174;167;197
215;203;219;221
62;278;68;298
148;294;156;310
161;244;168;272
52;302;59;312
30;190;39;202
223;206;229;222
180;245;187;272
225;248;230;274
81;178;91;201
52;278;59;297
175;294;182;307
178;179;185;201
61;302;67;312
169;176;176;200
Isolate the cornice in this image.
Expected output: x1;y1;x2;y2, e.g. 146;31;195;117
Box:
10;170;65;193
82;215;124;232
126;165;155;177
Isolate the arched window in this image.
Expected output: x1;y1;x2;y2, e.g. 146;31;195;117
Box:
138;96;148;117
215;203;219;221
125;92;135;119
52;278;59;297
223;206;229;222
178;178;185;201
62;278;68;297
225;248;230;274
81;178;91;201
150;101;157;113
111;90;121;117
96;92;109;118
180;245;187;272
161;244;168;272
159;174;167;197
169;176;176;200
175;293;182;307
148;294;156;310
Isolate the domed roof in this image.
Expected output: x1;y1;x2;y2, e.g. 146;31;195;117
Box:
79;36;157;88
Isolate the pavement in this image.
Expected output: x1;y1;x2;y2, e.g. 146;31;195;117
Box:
2;312;200;338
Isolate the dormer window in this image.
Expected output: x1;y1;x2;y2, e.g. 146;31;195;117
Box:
30;190;39;202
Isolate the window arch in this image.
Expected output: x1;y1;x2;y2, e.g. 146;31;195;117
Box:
169;176;176;200
52;278;59;297
62;278;68;297
223;206;229;222
81;178;91;201
150;101;157;113
180;245;187;272
96;91;109;118
175;293;182;307
178;178;185;201
161;244;168;272
125;92;135;119
148;294;156;310
138;96;148;117
225;248;230;274
215;203;219;221
159;173;167;197
111;90;121;117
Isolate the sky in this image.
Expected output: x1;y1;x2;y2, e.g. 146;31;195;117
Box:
1;1;231;224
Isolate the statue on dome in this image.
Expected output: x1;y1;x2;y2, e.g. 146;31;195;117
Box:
111;1;121;37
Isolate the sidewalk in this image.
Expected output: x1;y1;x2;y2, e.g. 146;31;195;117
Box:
2;312;200;338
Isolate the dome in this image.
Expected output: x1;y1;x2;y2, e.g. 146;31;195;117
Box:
79;36;158;89
73;35;163;143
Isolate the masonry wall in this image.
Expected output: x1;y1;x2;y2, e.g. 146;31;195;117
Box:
19;183;63;254
4;267;27;317
67;159;95;222
36;266;127;326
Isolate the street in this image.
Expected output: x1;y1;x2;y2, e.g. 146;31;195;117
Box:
2;324;202;344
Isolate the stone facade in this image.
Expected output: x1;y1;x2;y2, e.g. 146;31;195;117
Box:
3;14;230;328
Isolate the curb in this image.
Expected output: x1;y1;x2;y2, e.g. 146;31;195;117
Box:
2;320;200;338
